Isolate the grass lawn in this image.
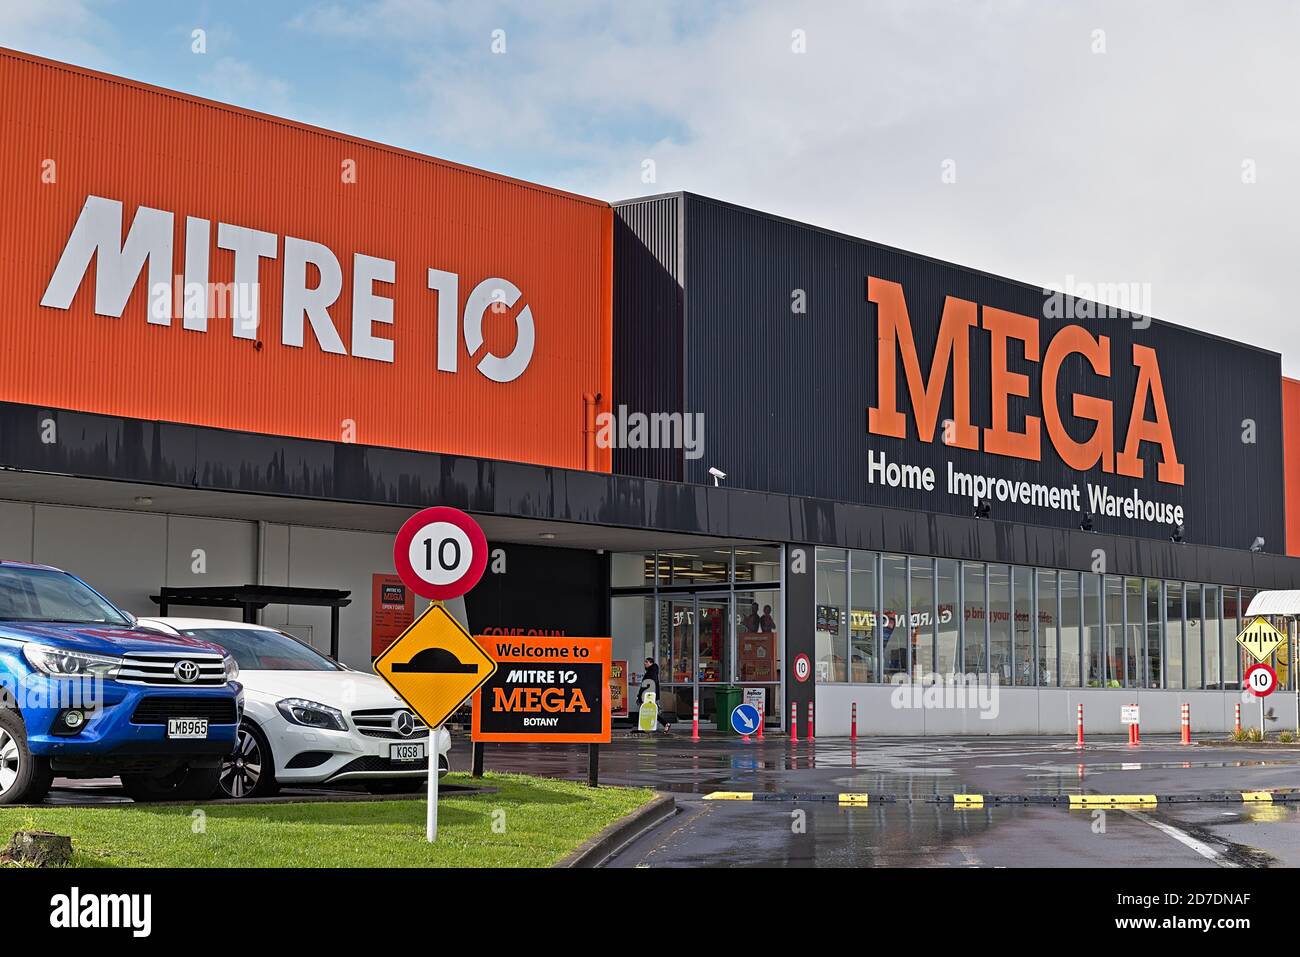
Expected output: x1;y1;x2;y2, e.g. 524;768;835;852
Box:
0;773;655;868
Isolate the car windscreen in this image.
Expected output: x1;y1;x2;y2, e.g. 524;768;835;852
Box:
181;628;343;671
0;566;131;626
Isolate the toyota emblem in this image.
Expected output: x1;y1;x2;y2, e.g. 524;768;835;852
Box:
394;710;416;737
174;660;201;684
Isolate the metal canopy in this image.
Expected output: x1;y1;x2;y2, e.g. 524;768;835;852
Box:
1245;590;1300;618
149;585;352;659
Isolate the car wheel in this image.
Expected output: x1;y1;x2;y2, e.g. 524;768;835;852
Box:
0;709;52;805
218;722;279;799
363;778;425;795
120;764;223;802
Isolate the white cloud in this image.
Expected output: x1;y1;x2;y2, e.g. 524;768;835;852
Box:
198;56;293;114
0;0;115;69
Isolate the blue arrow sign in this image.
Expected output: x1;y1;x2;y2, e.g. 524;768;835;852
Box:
731;703;761;735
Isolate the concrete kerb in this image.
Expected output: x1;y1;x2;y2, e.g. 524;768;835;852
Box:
554;793;677;868
700;790;1300;807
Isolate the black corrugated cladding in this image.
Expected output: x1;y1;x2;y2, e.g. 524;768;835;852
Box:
612;195;684;482
613;191;1285;554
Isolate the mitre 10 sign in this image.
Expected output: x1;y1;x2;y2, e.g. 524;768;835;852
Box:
471;637;612;744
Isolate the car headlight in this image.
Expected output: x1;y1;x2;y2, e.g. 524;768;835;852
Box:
277;698;347;732
22;643;123;678
223;656;240;682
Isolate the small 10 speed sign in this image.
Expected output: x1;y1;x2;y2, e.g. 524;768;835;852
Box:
393;506;488;601
1245;663;1278;698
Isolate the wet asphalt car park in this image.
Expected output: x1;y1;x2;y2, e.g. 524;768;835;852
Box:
39;732;1300;867
453;732;1300;868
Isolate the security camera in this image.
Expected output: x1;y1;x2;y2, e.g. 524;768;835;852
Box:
708;466;726;486
1251;536;1265;552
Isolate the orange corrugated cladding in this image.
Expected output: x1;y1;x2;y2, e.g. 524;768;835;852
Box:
1283;377;1300;556
0;49;612;472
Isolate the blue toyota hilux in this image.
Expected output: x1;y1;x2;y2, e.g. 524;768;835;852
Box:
0;561;242;803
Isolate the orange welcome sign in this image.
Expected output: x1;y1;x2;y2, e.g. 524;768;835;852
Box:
472;636;612;744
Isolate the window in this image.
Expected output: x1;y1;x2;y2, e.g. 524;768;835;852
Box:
1125;578;1144;686
734;546;782;585
814;548;847;683
184;628;340;671
1185;584;1202;689
1204;586;1221;689
1166;581;1184;690
962;563;987;679
1037;569;1058;686
0;567;130;626
1105;576;1124;686
1146;579;1163;688
1013;567;1033;685
911;557;935;679
937;560;960;678
1083;573;1102;686
611;552;657;588
988;564;1011;685
882;555;908;680
737;589;779;683
660;549;731;586
1224;587;1243;688
850;550;879;682
611;595;657;681
1060;572;1081;686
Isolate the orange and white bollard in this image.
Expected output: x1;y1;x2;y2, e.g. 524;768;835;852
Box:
1180;703;1191;745
1235;702;1241;735
756;712;764;740
691;698;700;741
1076;703;1085;747
807;701;815;741
789;701;799;742
1127;705;1140;746
850;701;858;741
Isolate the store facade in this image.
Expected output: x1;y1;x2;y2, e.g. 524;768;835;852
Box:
4;48;1300;736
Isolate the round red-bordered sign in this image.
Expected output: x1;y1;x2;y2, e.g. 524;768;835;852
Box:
393;507;488;601
1246;662;1278;698
793;653;811;683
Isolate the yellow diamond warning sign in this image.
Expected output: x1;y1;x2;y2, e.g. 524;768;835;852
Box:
373;603;497;729
1235;616;1286;663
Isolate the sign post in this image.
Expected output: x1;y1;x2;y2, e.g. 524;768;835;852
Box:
472;635;613;785
1237;617;1285;742
378;506;492;842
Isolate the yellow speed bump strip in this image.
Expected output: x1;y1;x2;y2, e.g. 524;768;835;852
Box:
1241;791;1274;802
838;793;870;806
702;792;754;801
952;794;984;808
1068;794;1157;808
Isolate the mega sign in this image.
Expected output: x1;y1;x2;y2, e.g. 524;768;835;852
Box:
865;276;1186;529
471;636;612;743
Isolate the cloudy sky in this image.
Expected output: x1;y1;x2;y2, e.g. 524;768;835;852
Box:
5;0;1297;370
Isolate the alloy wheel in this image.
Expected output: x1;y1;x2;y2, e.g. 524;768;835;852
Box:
0;727;20;795
219;727;263;798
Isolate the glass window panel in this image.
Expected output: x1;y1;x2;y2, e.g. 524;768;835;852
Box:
910;557;935;680
1012;567;1033;685
1236;588;1255;689
660;549;731;586
814;548;847;684
1204;586;1221;689
1105;576;1124;687
962;563;987;679
849;550;878;683
1036;569;1057;686
882;555;909;680
736;588;779;686
611;595;657;688
988;564;1011;685
1083;573;1102;687
1223;587;1242;688
1165;581;1184;690
611;552;657;588
1060;572;1082;686
733;546;782;585
1125;578;1143;687
1146;579;1162;688
937;560;960;678
1185;584;1203;689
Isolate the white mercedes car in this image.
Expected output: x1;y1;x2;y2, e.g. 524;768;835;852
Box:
138;617;450;799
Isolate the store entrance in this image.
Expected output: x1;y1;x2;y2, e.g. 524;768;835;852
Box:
661;594;729;728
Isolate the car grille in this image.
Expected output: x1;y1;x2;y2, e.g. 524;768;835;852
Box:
350;708;429;739
130;696;239;725
332;755;430;775
118;652;226;687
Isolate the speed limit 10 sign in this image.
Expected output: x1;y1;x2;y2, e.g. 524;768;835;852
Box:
393;506;488;601
1245;663;1278;698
